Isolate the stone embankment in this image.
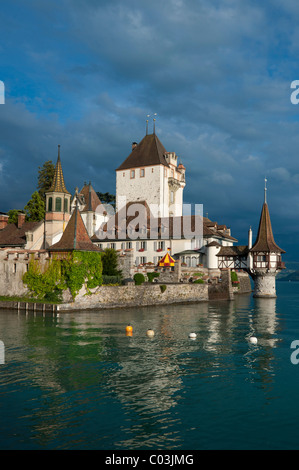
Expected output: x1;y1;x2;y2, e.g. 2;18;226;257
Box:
59;283;209;311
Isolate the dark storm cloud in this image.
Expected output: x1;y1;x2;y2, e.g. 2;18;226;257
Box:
0;0;299;258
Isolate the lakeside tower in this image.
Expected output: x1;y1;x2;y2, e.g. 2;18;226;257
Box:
247;179;285;297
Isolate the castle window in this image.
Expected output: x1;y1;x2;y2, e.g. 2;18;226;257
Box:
140;168;145;177
55;197;62;212
170;191;174;203
64;198;68;213
130;170;135;179
123;172;125;177
48;197;53;212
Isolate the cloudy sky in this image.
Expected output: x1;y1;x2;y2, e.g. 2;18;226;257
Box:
1;0;299;260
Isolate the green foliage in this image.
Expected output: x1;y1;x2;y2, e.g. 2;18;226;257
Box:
101;248;122;277
23;251;103;301
147;271;160;283
24;191;45;222
62;251;103;297
23;257;65;301
96;192;116;208
102;275;122;285
38;160;55;201
231;271;239;283
134;273;145;285
7;209;23;224
193;278;204;284
160;284;167;293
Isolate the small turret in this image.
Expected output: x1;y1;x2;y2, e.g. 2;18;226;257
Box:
248;179;285;297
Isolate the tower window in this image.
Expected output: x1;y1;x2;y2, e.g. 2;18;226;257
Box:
48;197;53;212
130;170;135;179
55;197;62;212
140;168;145;177
64;198;68;213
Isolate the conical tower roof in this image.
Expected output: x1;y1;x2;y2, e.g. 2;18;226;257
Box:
116;133;169;171
47;145;70;194
49;205;102;252
250;202;285;253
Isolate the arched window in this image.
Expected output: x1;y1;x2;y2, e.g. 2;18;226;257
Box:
48;197;52;212
64;198;68;213
55;197;62;212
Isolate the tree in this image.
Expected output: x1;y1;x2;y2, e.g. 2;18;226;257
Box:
38;160;55;201
96;192;116;208
101;248;121;276
7;209;23;224
24;191;45;222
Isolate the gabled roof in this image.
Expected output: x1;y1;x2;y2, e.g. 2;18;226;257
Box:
0;221;43;248
49;206;102;252
116;133;169;171
217;245;249;257
46;146;70;194
250;202;285;253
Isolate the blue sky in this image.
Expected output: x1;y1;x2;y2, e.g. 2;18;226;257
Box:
1;0;299;260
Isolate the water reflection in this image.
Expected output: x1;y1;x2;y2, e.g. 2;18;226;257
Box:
0;293;283;449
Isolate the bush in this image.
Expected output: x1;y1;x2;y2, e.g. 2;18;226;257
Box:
160;284;167;293
102;275;122;285
231;271;238;283
193;278;204;284
134;273;145;285
147;272;160;283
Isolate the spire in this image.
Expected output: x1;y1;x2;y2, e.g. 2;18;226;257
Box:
250;184;285;253
49;204;102;252
264;177;267;203
47;145;70;194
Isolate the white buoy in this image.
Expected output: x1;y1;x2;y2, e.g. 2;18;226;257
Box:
147;329;155;337
249;336;258;344
189;332;197;339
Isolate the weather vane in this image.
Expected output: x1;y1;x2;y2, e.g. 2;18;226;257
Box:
264;176;267;203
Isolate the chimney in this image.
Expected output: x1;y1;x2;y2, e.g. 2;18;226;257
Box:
17;212;26;229
132;142;138;151
0;214;8;230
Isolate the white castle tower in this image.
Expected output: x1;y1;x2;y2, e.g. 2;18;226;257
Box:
115;124;186;218
248;179;285;297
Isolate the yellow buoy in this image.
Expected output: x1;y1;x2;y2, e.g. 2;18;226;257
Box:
126;325;133;334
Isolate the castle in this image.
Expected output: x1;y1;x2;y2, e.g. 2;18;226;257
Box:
0;126;285;298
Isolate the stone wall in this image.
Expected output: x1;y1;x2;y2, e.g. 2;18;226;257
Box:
208;269;234;301
59;282;209;311
0;249;49;297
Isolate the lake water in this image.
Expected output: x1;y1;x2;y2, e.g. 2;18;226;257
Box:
0;282;299;450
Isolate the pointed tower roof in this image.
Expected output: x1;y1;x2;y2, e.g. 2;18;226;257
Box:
47;145;70;194
250;183;285;253
116;134;169;171
49;205;102;252
79;182;102;212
